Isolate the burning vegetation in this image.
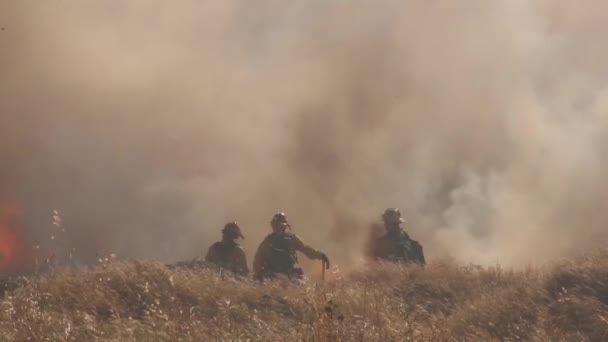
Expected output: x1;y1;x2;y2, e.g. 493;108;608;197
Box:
0;200;20;272
0;200;22;274
0;203;82;295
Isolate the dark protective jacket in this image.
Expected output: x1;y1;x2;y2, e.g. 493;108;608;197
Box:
373;229;425;265
253;232;324;279
205;240;249;276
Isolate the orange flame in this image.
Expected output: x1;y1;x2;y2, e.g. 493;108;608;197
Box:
0;200;21;271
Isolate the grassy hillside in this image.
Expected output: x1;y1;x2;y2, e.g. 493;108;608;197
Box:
2;250;608;341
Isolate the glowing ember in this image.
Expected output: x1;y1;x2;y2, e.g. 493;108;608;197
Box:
0;200;21;271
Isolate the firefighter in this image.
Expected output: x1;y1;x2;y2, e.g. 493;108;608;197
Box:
253;212;330;280
373;208;425;265
205;221;249;276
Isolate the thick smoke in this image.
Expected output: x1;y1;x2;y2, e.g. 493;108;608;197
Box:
1;1;607;270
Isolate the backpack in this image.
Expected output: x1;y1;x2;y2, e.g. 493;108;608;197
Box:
264;233;299;275
213;241;232;261
394;231;425;265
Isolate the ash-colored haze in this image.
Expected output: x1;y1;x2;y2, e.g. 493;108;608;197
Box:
1;0;607;270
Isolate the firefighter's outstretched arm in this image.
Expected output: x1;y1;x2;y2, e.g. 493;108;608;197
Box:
293;235;330;269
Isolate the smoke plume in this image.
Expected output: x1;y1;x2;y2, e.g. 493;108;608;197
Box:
1;0;607;271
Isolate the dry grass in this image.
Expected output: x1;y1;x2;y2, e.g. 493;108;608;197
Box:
2;250;608;341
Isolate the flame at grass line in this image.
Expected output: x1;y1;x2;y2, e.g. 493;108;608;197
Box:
0;200;22;271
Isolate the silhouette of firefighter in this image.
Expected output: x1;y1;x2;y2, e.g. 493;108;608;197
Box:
253;212;329;280
372;208;425;265
205;222;249;276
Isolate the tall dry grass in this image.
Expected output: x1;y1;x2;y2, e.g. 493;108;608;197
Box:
2;249;608;341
